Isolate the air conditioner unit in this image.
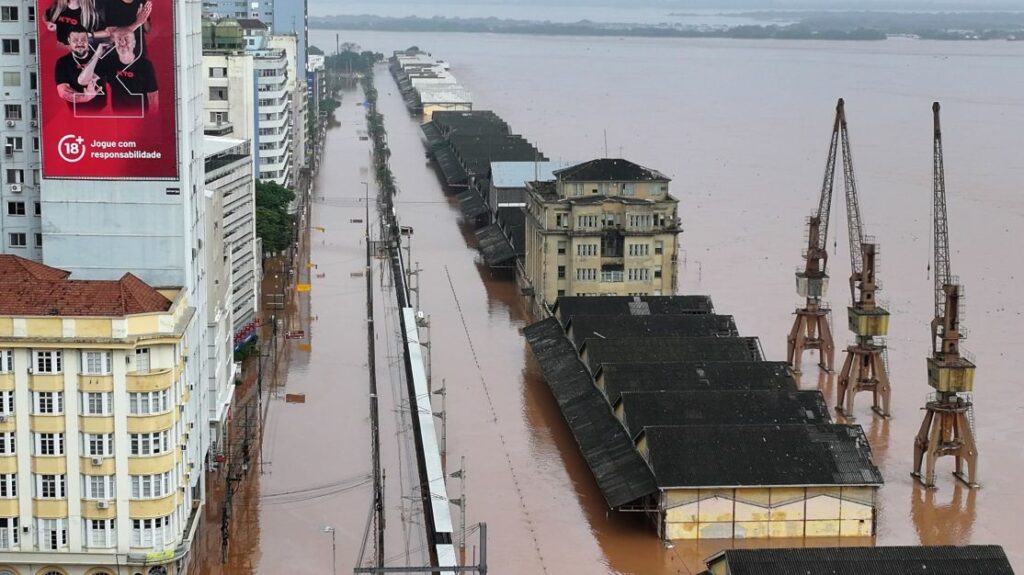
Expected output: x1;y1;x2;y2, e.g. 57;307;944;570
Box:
90;456;103;466
0;415;6;423
9;184;20;192
4;120;14;127
96;500;110;509
29;120;37;127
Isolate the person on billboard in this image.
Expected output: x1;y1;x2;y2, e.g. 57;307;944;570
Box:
44;0;100;46
98;0;152;54
54;28;108;114
97;28;158;116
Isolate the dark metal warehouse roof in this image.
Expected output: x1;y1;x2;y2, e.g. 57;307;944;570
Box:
581;337;763;371
704;545;1015;575
616;390;830;439
639;424;883;488
553;295;715;325
523;317;658;508
474;224;516;268
456;189;489;220
565;314;739;350
596;361;797;404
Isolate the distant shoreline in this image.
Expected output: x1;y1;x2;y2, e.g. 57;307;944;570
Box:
310;12;1024;41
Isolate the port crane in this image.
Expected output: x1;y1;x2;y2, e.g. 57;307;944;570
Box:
787;103;840;373
835;98;892;418
912;102;979;488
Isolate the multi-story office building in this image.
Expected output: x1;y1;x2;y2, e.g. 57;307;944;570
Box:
202;49;256;143
522;159;681;310
204;136;259;348
0;255;201;575
268;34;305;180
0;2;41;259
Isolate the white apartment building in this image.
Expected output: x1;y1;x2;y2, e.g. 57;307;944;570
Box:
0;255;202;575
268;34;305;179
0;2;42;259
203;51;256;143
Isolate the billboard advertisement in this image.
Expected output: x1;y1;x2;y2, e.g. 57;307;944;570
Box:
37;0;177;179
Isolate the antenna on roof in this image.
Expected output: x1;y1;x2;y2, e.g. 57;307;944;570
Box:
603;129;608;158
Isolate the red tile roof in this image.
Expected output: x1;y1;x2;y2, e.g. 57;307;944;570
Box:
0;255;173;317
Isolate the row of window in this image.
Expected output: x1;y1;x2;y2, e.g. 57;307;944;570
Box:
0;429;173;456
559;267;662;282
0;348;154;375
0;389;170;416
0;37;35;55
6;200;41;216
0;471;173;500
551;213;673;230
558;241;661;257
0;6;34;21
2;102;38;121
1;69;37;89
0;514;176;550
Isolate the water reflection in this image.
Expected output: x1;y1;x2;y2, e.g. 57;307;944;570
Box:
912;482;977;545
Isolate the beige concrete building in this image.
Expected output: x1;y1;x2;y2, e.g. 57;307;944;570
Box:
522;159;680;309
0;256;203;575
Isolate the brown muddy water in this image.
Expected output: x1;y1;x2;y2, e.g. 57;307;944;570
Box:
201;32;1024;574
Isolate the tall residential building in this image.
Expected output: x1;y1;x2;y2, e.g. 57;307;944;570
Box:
202;49;256;142
0;255;201;574
522;159;681;310
268;34;306;179
0;2;42;260
202;0;273;23
270;0;307;100
204;136;259;348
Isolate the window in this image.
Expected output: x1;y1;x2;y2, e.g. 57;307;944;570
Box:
0;7;18;21
82;392;112;415
621;183;635;196
4;169;21;183
34;233;42;248
38;518;68;550
35;474;67;498
130;430;170;456
208;66;227;78
0;517;18;549
209;87;228;101
577;215;598;228
27;5;33;20
1;71;18;87
82;474;115;499
0;349;11;372
135;348;151;373
34;202;41;216
576;244;598;257
132;515;172;548
0;474;15;497
33;391;64;414
28;38;34;54
83;433;113;457
654;265;663;279
85;518;115;548
131;472;172;499
210;111;228;124
34;433;65;456
82;351;112;375
130;390;170;415
556;241;566;255
7;233;25;248
628;214;652;229
2;104;19;120
1;39;18;55
32;137;38;151
0;432;13;455
6;201;25;216
28;71;35;89
575;268;597;281
555;213;568;228
628;243;650;257
628;268;651;281
654;240;664;255
0;391;11;415
557;265;566;279
33;350;62;373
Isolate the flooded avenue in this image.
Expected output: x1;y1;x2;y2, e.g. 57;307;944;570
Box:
201;31;1023;574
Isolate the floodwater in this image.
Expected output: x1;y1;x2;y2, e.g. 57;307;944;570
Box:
200;31;1024;575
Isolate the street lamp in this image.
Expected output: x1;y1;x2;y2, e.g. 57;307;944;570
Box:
320;525;336;575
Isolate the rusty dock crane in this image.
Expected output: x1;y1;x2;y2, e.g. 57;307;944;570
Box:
912;102;979;488
787;103;840;373
834;99;892;418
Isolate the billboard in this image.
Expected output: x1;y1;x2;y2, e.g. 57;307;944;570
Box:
37;0;177;179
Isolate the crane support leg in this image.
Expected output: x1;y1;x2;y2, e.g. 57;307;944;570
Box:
836;344;891;418
787;308;835;373
913;399;979;488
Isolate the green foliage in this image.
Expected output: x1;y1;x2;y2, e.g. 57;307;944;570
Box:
233;338;258;363
256;181;296;254
325;49;384;74
308;45;325;56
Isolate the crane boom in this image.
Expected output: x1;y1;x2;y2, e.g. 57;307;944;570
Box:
932;102;952;321
838;98;866;277
813;108;841;269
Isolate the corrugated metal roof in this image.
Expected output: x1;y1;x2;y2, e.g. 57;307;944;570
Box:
597;361;797;404
641;424;883;488
581;336;763;371
524;317;659;508
565;314;739;349
456;189;489;219
474;224;516;267
553;295;715;325
489;160;578;189
708;545;1014;575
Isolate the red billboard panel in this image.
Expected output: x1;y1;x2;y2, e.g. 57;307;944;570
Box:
38;0;177;179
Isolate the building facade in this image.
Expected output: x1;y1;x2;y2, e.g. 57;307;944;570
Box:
267;34;305;182
522;159;681;310
0;255;202;575
202;50;256;143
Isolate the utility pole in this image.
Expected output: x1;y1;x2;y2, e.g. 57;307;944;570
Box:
365;179;384;569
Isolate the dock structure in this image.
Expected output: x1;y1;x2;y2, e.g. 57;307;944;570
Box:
524;294;884;541
700;545;1015;575
390;50;472;119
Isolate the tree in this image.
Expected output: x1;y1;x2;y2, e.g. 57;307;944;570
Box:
255;181;296;254
309;45;324;56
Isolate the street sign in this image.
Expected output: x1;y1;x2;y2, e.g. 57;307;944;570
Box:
296;283;311;293
285;330;305;340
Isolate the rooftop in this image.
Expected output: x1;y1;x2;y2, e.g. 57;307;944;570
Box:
704;545;1015;575
554;158;670;183
474;223;517;268
596;361;797;404
640;423;883;488
553;295;715;325
581;336;763;371
490;161;578;189
235;18;268;31
449;134;545;179
617;390;830;439
566;314;739;349
0;255;173;317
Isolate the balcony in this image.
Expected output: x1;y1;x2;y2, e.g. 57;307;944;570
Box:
600;270;624;283
126;368;175;392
